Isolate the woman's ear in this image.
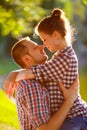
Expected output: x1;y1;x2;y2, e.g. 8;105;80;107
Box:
53;31;61;45
53;31;60;38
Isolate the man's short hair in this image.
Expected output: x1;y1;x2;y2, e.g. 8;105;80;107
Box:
11;37;30;68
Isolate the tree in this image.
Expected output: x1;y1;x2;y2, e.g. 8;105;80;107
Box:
82;0;87;6
0;0;46;38
0;0;47;57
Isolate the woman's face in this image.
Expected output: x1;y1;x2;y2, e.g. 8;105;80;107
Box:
39;31;62;52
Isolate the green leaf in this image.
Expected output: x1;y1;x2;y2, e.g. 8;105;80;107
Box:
82;0;87;5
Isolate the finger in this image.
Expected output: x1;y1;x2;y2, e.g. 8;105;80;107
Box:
76;74;79;80
7;83;12;98
4;81;9;94
5;82;10;95
9;86;14;97
71;78;79;89
10;83;17;96
14;82;18;89
7;82;14;98
58;82;66;92
9;82;18;97
76;75;79;84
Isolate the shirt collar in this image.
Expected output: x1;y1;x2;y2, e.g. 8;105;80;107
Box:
60;46;72;53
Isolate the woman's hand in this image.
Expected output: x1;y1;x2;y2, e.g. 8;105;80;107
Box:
4;70;21;97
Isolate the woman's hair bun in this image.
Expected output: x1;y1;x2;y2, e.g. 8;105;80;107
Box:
51;8;64;18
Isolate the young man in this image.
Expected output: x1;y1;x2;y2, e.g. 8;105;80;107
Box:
4;37;79;130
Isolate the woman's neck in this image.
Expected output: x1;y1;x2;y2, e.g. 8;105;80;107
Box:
58;40;68;52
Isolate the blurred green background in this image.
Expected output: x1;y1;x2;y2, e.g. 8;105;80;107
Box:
0;0;87;129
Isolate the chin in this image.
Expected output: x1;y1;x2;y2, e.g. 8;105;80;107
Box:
41;61;45;64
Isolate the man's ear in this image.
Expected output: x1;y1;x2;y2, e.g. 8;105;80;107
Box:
22;54;32;65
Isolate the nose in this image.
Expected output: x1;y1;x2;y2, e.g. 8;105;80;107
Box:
42;44;46;48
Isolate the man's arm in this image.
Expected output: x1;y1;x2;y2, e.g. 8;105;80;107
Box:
36;79;79;130
37;101;73;130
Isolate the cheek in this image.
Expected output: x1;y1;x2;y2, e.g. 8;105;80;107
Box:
51;39;56;46
46;40;50;45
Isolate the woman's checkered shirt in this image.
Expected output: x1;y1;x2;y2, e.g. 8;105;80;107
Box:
32;46;87;117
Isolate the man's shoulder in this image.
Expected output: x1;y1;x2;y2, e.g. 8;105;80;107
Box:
19;79;40;85
17;79;49;94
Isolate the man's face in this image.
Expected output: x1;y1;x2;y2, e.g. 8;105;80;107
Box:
22;40;48;65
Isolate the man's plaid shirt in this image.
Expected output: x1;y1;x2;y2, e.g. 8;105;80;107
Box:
32;46;87;117
16;79;50;130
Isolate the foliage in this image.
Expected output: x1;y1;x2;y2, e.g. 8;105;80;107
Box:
0;0;46;38
0;58;19;75
0;0;87;64
0;0;83;38
79;73;87;102
82;0;87;6
0;0;85;38
0;89;20;129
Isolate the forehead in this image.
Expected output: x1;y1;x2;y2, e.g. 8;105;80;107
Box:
39;32;50;39
22;40;38;48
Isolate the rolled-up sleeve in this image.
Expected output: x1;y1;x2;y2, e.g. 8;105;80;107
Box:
32;54;70;83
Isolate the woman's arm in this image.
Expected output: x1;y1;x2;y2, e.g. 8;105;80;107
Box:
16;69;34;81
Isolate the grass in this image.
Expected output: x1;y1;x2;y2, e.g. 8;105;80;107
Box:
79;73;87;102
0;89;20;130
0;58;20;129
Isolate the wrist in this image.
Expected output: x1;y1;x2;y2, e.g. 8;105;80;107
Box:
64;99;74;107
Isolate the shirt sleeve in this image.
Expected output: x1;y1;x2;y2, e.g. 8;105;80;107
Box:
31;53;70;83
16;80;50;129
